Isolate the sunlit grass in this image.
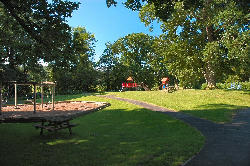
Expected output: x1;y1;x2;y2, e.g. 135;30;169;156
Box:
0;94;204;166
109;89;250;123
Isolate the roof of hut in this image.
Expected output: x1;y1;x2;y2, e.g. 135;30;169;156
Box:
126;77;133;81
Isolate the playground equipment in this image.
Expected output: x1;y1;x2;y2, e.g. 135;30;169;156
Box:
0;81;110;135
161;77;169;89
122;77;138;89
121;77;150;91
0;81;56;113
161;77;176;93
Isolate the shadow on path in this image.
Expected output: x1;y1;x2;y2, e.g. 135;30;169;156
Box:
102;95;250;166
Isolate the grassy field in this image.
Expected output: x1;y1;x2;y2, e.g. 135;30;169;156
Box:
109;90;250;123
0;94;204;166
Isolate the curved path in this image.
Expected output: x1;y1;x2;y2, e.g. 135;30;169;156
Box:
103;95;250;166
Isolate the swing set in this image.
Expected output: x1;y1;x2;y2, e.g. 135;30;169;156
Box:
0;81;110;135
0;81;55;114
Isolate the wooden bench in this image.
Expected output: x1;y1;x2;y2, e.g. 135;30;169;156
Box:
34;120;77;135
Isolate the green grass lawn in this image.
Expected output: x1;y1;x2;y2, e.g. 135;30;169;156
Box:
109;89;250;123
0;94;204;166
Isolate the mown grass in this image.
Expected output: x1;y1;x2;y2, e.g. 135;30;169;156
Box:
109;90;250;123
0;94;204;166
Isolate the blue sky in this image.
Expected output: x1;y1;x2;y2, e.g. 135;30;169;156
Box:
66;0;162;61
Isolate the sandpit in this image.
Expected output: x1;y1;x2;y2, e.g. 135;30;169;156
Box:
0;101;111;123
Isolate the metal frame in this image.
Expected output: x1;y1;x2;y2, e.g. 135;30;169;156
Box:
0;81;56;114
0;83;2;115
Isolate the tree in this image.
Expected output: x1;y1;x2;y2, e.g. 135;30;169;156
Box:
107;0;249;88
0;0;80;82
97;42;128;91
0;0;79;56
98;33;170;90
0;2;45;82
112;33;157;88
49;27;97;94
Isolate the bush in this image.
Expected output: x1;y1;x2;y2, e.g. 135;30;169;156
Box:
96;85;106;93
241;82;250;90
151;85;160;91
216;83;224;89
215;81;250;90
225;75;241;84
201;83;207;90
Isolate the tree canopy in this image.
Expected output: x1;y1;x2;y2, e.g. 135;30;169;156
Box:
0;0;249;94
0;0;80;83
97;33;170;90
0;0;98;94
0;0;79;64
107;0;250;88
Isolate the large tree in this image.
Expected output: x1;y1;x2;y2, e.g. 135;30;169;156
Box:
97;42;127;91
0;0;80;85
0;0;79;69
0;0;79;52
49;27;97;94
98;33;170;90
107;0;249;88
0;2;46;82
112;33;157;88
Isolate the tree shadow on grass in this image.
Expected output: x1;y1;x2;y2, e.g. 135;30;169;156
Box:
0;108;204;166
180;103;249;123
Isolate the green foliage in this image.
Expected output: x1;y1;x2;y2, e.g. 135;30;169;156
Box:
151;84;160;91
112;33;156;87
216;82;250;91
97;42;127;91
112;0;250;88
225;75;241;84
98;33;170;91
216;83;226;89
95;84;107;93
49;27;98;94
201;83;207;90
241;82;250;91
0;0;79;56
0;0;83;95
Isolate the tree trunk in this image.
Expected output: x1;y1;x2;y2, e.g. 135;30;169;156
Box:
203;0;216;89
204;61;216;89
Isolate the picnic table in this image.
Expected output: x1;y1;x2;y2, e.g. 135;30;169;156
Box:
0;101;111;135
33;119;77;135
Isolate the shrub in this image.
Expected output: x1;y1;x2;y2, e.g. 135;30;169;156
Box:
151;85;160;91
215;82;250;90
225;75;241;84
96;85;106;93
241;82;250;90
201;83;207;90
216;83;224;89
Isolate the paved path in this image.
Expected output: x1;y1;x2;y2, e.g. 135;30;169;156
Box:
103;95;250;166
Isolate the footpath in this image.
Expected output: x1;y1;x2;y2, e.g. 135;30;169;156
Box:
103;95;250;166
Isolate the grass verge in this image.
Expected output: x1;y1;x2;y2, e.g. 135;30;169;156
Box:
109;90;250;123
0;94;204;166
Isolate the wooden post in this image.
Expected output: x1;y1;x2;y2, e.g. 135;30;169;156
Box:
14;83;17;108
52;85;55;111
33;84;36;114
41;85;43;109
0;83;2;115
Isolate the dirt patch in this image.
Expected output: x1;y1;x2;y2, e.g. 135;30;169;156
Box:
0;101;110;122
